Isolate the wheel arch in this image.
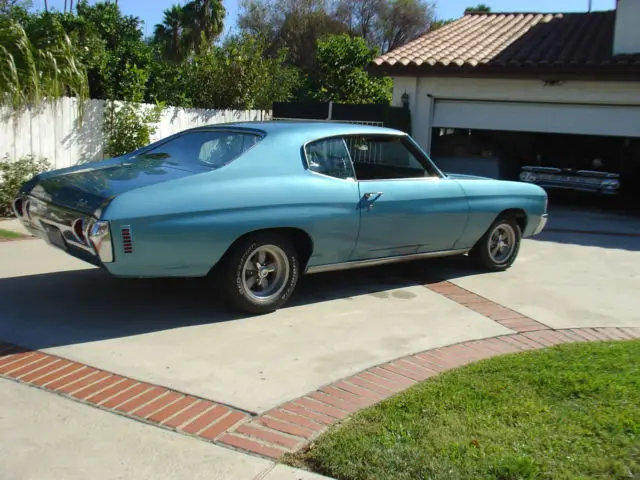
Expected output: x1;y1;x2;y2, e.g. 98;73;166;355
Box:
217;227;315;271
496;208;527;233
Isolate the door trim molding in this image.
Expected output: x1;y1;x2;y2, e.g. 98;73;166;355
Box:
305;248;470;274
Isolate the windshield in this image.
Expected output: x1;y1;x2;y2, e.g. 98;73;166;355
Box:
133;130;262;169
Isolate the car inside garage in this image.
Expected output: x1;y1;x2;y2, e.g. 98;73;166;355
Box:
430;119;640;209
371;3;640;210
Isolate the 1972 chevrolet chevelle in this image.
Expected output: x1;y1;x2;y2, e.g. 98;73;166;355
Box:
13;121;548;313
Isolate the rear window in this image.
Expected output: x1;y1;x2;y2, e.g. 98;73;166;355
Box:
135;131;262;169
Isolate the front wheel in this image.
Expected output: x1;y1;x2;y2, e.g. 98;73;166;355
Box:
469;216;521;271
223;233;300;314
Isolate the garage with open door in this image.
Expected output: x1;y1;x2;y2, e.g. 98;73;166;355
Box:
371;4;640;208
429;100;640;193
432;100;640;138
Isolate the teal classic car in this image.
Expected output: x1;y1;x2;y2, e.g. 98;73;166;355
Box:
13;121;548;314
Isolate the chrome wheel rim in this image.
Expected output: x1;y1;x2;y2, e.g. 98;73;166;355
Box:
488;224;516;264
242;245;290;303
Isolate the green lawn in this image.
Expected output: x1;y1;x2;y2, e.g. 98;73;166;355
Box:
291;340;640;480
0;228;25;240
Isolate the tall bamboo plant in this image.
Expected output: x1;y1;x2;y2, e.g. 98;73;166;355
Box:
0;15;88;115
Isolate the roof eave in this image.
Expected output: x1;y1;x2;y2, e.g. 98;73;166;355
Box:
368;63;640;82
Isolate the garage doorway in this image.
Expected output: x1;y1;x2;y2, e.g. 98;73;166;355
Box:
430;128;640;210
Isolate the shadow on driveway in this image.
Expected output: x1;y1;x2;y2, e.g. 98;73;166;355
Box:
0;259;475;351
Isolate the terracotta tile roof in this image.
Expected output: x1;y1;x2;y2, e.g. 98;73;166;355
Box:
372;11;640;77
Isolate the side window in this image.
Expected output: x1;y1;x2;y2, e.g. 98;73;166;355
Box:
304;138;355;180
137;131;261;169
345;135;436;180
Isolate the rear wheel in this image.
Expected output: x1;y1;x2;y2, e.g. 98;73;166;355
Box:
470;216;521;271
223;233;299;314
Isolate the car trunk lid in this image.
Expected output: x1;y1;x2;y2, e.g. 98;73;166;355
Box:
27;157;210;215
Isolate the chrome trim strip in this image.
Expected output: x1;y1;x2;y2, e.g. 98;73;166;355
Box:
88;221;114;263
533;213;549;236
306;248;470;274
13;194;99;254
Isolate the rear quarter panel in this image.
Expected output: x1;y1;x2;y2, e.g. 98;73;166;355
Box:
452;178;547;250
101;134;361;278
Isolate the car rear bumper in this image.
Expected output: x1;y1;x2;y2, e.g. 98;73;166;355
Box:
12;194;114;265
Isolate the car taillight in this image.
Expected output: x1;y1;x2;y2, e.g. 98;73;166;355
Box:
72;218;87;244
121;226;133;254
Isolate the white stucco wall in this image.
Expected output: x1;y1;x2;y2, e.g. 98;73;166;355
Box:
391;76;640;152
614;0;640;55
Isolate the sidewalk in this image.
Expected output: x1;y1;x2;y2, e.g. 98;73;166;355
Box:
0;378;331;480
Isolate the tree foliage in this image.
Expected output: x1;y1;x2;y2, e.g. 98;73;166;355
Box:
377;0;434;52
309;34;391;104
103;99;163;157
465;4;491;13
239;0;435;57
0;0;31;16
54;1;152;100
0;154;50;217
188;34;300;110
0;13;88;112
153;5;187;63
239;0;346;74
153;0;225;62
1;0;406;116
103;64;164;157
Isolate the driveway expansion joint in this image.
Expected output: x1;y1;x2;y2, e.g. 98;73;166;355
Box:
422;279;553;333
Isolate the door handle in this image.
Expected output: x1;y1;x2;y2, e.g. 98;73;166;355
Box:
361;192;383;209
363;192;383;202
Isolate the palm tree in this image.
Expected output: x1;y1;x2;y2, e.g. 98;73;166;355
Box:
154;5;188;62
183;0;225;53
0;15;88;113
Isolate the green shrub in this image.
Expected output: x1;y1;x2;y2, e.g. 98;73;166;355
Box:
103;100;164;158
0;155;51;217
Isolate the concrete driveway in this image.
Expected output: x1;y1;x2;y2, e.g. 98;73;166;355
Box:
1;211;639;413
1;208;639;477
0;239;509;414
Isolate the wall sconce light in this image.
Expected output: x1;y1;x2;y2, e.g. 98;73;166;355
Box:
401;92;410;108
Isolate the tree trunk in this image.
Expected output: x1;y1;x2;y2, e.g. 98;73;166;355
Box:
64;0;67;12
70;0;74;12
44;0;48;11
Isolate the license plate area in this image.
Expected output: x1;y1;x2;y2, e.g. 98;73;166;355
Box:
42;223;67;250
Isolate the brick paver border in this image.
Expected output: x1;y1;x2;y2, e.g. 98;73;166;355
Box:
1;277;638;460
423;280;550;333
0;344;250;444
216;326;639;458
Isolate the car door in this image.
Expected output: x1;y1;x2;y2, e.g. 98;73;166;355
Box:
346;134;469;260
302;136;362;267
